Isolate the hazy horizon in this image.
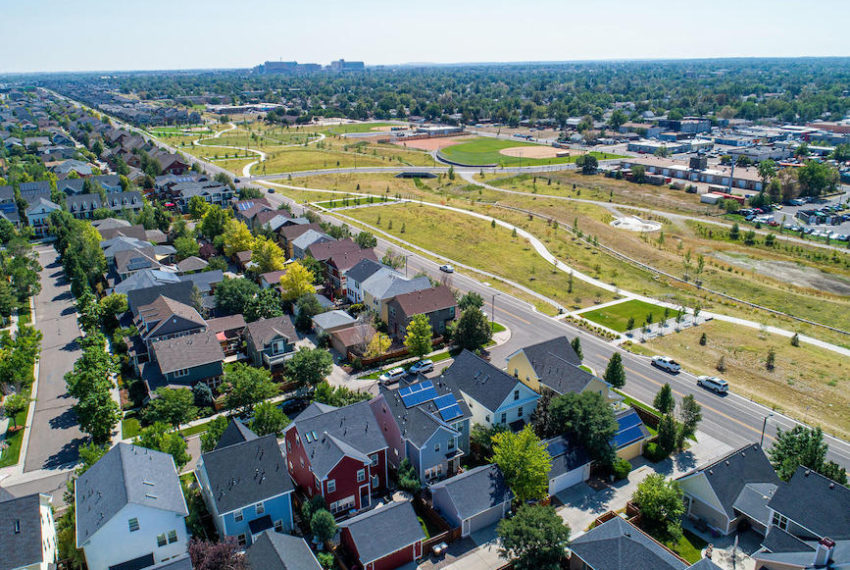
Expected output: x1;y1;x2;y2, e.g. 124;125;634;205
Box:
1;0;849;74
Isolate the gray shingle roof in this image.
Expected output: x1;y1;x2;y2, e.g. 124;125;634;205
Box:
760;526;814;554
215;419;258;450
732;482;778;527
687;559;723;569
439;349;521;412
179;269;224;295
113;269;181;296
151;330;224;374
362;273;430;301
340;501;425;565
570;517;689;570
378;376;470;448
114;247;161;275
246;530;322;570
311;310;355;331
0;493;48;570
512;337;593;394
390;285;456;317
429;464;513;520
291;229;332;252
755;538;850;569
346;258;385;285
243;316;298;350
176;256;208;273
127;281;195;316
75;443;188;546
768;466;850;539
199;434;293;514
545;435;590;479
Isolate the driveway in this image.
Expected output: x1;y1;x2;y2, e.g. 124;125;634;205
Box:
438;525;506;570
24;247;85;472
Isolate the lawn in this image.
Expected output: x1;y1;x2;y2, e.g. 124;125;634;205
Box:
578;299;671;332
121;417;141;439
491;321;506;333
440;137;621;167
663;529;708;564
313;196;396;209
323;122;399;134
254;148;392;174
179;419;215;438
0;388;31;468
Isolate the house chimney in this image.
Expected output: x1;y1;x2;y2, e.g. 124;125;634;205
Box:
814;538;835;567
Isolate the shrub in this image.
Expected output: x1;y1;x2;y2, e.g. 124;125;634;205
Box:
612;457;631;480
643;442;667;462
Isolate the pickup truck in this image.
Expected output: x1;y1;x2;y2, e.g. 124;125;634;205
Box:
651;355;682;373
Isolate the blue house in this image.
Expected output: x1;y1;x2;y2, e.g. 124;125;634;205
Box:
144;330;225;393
195;422;294;547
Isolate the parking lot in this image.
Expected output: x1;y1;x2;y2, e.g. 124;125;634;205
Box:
738;187;850;241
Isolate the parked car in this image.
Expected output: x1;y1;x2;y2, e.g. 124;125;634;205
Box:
408;359;434;375
439;264;454;273
379;367;406;384
697;375;729;394
234;178;241;183
651;355;682;373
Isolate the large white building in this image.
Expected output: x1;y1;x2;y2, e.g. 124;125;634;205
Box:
0;493;57;570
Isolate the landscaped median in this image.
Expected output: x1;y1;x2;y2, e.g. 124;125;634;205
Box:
576;299;673;333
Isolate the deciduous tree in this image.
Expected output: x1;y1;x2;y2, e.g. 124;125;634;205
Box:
454;306;492;351
497;505;570;570
286;347;333;390
491;425;552;503
279;262;315;301
222;219;255;257
223;363;279;413
251;235;286;273
632;473;685;538
251;400;290;436
136;421;191;469
404;314;433;359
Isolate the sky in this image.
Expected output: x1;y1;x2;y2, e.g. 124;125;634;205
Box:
1;0;848;74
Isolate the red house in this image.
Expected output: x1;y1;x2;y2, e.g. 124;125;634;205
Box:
340;501;425;570
283;401;388;516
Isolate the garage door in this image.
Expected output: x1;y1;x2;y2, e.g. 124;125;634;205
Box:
549;467;584;496
463;504;505;537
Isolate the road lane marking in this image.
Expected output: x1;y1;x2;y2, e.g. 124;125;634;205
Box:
494;305;532;326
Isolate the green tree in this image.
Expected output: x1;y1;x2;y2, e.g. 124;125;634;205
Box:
677;395;702;448
354;231;377;248
251;400;290;436
312;382;371;407
135;421;191;469
549;391;617;464
188;196;210;220
768;426;847;485
404;314;433;359
397;458;421;494
142;387;198;427
193;382;215;409
603;352;626;388
251;235;286;273
580;154;598;174
199;204;231;240
454;306;492;351
279;261;315;301
632;473;685;538
215;277;260;315
75;388;120;445
174;236;200;260
222;219;255;257
757;159;777;184
729;222;740;240
656;414;678;455
491;425;552;503
299;256;325;284
243;288;283;322
223;363;279;413
310;509;337;544
286;347;333;390
200;416;230;453
570;336;583;360
458;291;484;312
653;383;675;414
2;393;28;427
294;293;323;331
797;160;839;197
496;504;570;570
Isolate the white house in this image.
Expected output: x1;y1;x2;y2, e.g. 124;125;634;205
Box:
75;443;191;570
0;492;57;570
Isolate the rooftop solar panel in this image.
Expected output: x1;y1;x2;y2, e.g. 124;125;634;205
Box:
614;425;646;448
617;410;642;431
434;393;463;422
400;380;438;408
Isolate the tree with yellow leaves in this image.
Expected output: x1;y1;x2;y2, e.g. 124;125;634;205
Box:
251;236;286;273
222;219;255;257
279;261;315;301
366;332;392;358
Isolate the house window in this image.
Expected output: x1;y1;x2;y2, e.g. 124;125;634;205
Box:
514;368;518;377
167;530;178;544
274;519;283;532
370;454;379;466
256;502;265;515
372;475;379;489
514;390;519;401
518;406;523;418
156;533;167;547
327;480;336;493
128;518;140;532
237;534;247;547
286;440;291;452
485;415;490;423
357;469;366;483
173;368;189;378
448;438;455;450
772;512;789;531
501;412;507;424
234;510;244;523
434;442;440;452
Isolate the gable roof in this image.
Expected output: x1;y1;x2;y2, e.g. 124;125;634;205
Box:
677;443;780;520
128;281;195;316
291;400;385;480
328;248;378;273
570;517;689;570
511;336;593;394
243;316;298;349
113;269;181;296
75;443;188;546
340;501;425;565
345;258;386;285
545;435;591;479
115;247;161;275
291;229;332;252
24;196;60;214
429;464;513;520
246;531;321;570
311;310;356;331
390;285;456;316
138;295;206;337
279;222;323;241
768;466;850;539
151;330;224;374
215;419;258;450
0;493;49;570
440;349;525;412
98;224;148;241
363;272;431;301
176;256;209;273
179;269;224;295
306;237;360;262
199;434;293;514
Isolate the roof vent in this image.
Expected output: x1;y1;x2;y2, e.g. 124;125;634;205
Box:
805;470;811;476
725;460;730;466
829;483;835;489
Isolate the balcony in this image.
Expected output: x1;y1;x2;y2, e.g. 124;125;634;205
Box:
263;349;294;367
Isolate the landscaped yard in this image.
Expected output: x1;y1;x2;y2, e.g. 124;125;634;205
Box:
121;416;141;439
663;529;708;564
0;388;31;468
578;299;672;332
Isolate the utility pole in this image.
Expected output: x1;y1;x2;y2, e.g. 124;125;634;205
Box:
491;294;496;324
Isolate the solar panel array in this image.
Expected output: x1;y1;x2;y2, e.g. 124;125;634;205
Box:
399;380;438;408
613;410;646;449
433;393;463;422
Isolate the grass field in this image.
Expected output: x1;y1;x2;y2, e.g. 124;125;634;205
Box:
313;195;397;209
343;202;616;310
322;122;399;134
578;299;671;332
627;320;850;439
440;137;621;166
254;148;397;174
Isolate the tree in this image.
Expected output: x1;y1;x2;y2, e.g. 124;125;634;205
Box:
365;331;391;358
0;281;16;320
631;164;646;183
251;235;286;273
215;277;260;315
200;416;229;453
397;458;421;494
142;387;198;427
189;538;248;570
354;231;377;248
632;474;685;538
74;388;120;444
174;236;200;260
570;336;583;360
603;352;626;388
286;347;333;390
656;414;678;455
136;421;191;469
458;291;484;312
199;204;231;240
223;363;279;413
312;382;371;407
768;426;847;485
294;293;323;331
797;160;839;197
279;262;315;302
98;293;128;328
729;222;740;240
580;154;598;174
193;382;215;410
491;425;552;503
300;256;325;284
404;314;433;359
677;394;702;446
244;288;283;322
758;159;777;184
188;196;210;220
2;393;28;427
310;509;337;544
222;219;255;257
653;383;675;415
453;307;492;351
251;400;290;436
497;505;570;570
549;391;617;463
381;248;406;270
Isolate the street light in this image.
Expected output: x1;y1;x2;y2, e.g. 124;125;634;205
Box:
760;413;774;447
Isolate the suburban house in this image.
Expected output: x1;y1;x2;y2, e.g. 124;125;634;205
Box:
242;316;299;370
146;330;225;391
135;296;207;348
362;273;431;323
325;248;378;297
506;336;616;401
613;408;652;461
114;247;163;280
439;350;540;430
175;256;208;274
277;223;323;258
545;435;591;496
152;151;189;175
345;258;385;303
259;269;288;290
328;322;377;356
386;285;458;341
339;501;425;570
245;531;322;570
75;443;190;570
114;269;181;296
676;444;781;536
195;423;294;548
429;464;513;537
0;493;57;570
127;282;195;318
205;314;247;356
284;401;389;516
371;376;471;482
24;197;61;237
569;516;719;570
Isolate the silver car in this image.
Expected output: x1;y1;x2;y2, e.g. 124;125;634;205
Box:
697;375;729;394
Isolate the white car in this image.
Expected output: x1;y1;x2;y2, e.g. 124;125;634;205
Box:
651;355;682;373
408;359;434;375
439;264;454;273
379;367;405;384
697;375;729;394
